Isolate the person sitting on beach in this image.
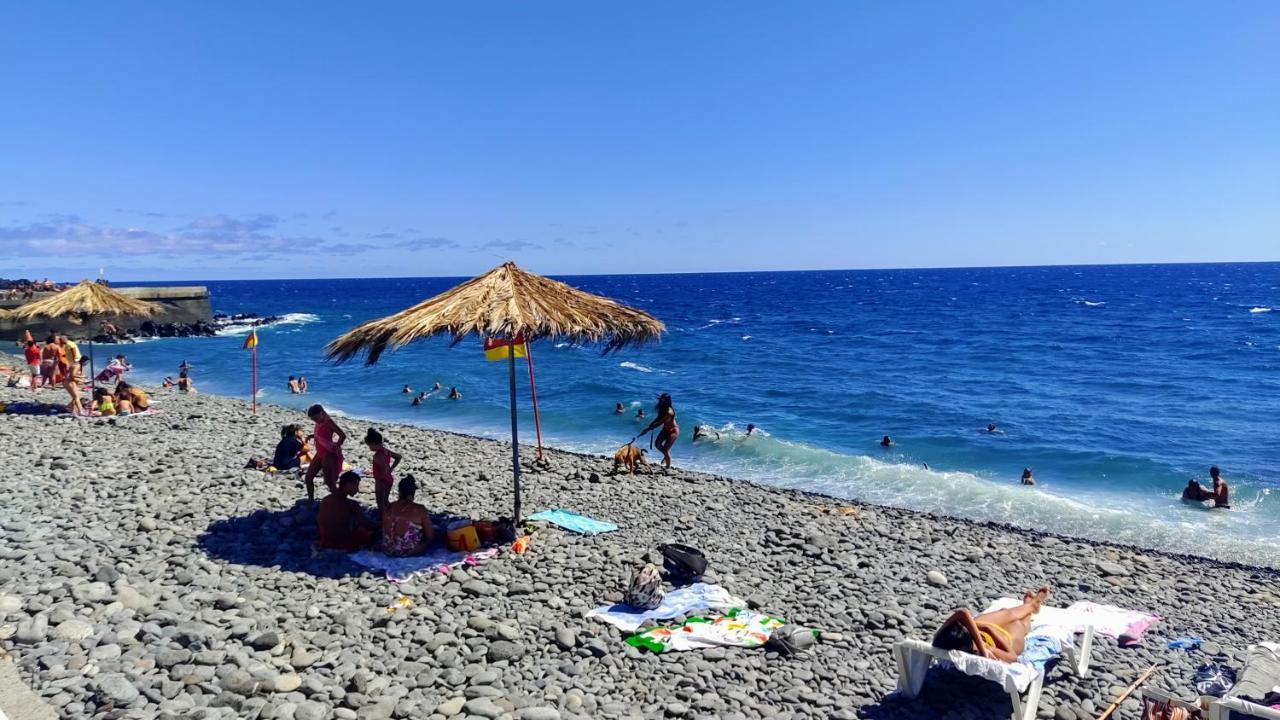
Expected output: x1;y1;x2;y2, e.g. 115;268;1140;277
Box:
271;424;306;472
177;369;195;393
304;404;346;502
447;387;461;400
1210;466;1230;509
288;376;301;394
933;587;1050;663
114;382;150;414
317;471;376;551
1020;467;1036;486
381;475;432;557
401;384;412;394
614;402;625;414
93;388;116;416
639;393;679;469
880;435;893;447
365;428;403;512
162;376;175;388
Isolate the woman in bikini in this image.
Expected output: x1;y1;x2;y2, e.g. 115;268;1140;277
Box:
304;404;347;502
381;475;431;556
932;587;1050;662
639;393;678;469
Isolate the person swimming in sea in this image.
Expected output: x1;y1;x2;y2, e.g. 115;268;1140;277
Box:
745;423;756;436
984;423;1005;434
1020;467;1035;486
880;435;893;448
692;425;719;443
448;387;461;400
411;396;423;407
635;408;645;421
402;384;412;394
1182;479;1214;503
614;402;625;415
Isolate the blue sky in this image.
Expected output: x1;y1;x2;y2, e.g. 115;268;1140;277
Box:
1;2;1276;281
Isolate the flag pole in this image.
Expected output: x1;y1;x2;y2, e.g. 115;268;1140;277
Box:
251;343;257;415
507;334;522;523
525;340;544;461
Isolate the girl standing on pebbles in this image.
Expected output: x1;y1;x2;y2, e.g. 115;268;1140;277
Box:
305;404;347;502
365;428;402;512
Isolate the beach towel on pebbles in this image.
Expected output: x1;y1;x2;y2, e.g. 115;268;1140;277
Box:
625;609;786;653
528;509;618;535
350;547;500;583
983;597;1161;643
587;583;746;632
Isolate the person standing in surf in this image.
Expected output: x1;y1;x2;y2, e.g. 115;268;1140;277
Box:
639;393;678;469
1210;465;1230;509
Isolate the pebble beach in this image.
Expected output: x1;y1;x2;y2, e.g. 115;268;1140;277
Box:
2;365;1278;720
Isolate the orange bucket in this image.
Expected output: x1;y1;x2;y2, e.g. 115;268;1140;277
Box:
446;522;480;552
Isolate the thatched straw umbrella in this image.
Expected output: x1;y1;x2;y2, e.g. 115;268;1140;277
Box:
10;281;161;388
327;261;664;522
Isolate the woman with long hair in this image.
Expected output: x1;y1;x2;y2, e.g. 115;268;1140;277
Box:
639;393;678;469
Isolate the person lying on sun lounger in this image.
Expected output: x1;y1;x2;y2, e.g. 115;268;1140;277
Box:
932;587;1049;663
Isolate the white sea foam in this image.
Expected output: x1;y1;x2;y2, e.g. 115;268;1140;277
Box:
1250;307;1272;313
671;432;1280;568
275;312;320;325
619;361;652;373
1083;300;1105;307
741;335;752;341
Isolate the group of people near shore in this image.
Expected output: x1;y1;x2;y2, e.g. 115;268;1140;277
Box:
266;404;432;555
287;375;309;394
405;382;460;405
15;334;87;413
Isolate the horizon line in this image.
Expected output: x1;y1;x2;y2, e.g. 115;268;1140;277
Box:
91;257;1280;285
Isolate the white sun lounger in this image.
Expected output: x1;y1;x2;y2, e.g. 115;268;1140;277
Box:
893;625;1094;720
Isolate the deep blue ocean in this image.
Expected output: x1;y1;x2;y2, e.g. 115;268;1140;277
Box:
117;264;1280;567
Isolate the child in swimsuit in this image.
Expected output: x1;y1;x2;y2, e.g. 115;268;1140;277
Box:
365;427;402;513
305;404;347;502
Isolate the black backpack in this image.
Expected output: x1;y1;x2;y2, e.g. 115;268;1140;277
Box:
658;543;707;585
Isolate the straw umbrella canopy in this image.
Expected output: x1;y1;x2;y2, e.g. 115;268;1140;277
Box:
327;261;665;521
10;280;162;387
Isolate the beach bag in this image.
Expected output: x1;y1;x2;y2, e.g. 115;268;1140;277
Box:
659;543;707;586
1193;663;1237;697
766;625;818;656
623;564;665;610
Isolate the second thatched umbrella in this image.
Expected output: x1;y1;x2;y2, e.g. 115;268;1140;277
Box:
10;281;162;389
326;261;665;522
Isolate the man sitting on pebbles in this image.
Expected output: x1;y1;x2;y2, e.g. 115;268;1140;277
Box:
317;471;377;551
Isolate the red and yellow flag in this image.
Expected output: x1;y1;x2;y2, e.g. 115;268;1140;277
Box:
243;328;258;350
483;335;526;361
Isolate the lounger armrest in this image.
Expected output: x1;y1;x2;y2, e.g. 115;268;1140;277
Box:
1210;697;1280;720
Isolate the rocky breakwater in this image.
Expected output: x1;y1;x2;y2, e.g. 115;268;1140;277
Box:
0;371;1278;719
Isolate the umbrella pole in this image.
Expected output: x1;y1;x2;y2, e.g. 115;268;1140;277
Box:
508;337;522;523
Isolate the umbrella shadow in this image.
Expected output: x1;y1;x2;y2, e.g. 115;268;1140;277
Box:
856;667;1028;719
0;399;70;416
196;500;372;579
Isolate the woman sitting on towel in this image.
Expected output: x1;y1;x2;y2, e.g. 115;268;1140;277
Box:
381;475;432;557
114;382;150;414
271;424;306;472
932;587;1049;663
